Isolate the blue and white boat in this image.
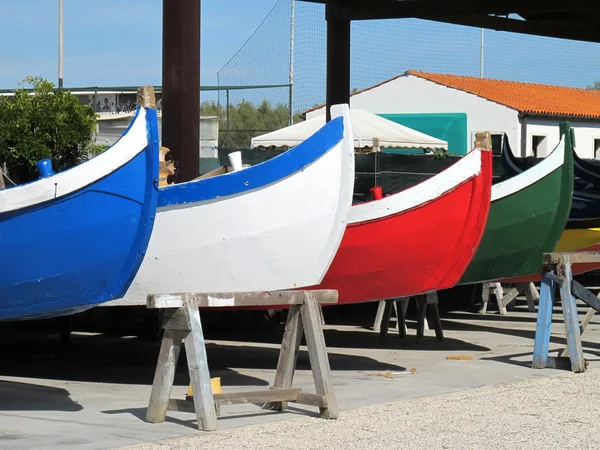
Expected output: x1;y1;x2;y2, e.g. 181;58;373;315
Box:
108;104;355;306
0;104;160;320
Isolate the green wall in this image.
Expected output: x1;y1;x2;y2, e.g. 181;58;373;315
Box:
378;112;468;156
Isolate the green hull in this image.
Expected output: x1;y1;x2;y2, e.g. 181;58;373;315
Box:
459;124;574;284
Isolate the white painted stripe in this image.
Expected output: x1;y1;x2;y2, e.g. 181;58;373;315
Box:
0;108;149;214
492;135;565;202
349;147;483;224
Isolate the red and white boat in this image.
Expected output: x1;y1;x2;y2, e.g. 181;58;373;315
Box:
311;142;493;304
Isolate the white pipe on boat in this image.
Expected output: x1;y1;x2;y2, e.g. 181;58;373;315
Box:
228;151;243;172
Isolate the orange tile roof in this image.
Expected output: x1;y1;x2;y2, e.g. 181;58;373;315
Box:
407;70;600;119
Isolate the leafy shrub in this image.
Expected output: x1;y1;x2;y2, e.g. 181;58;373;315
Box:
0;76;96;184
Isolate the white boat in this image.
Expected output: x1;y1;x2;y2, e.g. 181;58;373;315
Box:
106;104;355;305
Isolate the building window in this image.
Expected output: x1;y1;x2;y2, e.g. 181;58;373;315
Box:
595;139;600;159
532;135;547;157
490;134;504;156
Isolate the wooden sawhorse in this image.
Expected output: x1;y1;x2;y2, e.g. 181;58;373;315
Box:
373;293;444;343
145;290;339;431
481;282;539;315
533;252;600;373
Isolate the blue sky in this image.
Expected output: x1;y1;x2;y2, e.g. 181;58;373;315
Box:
2;1;599;113
0;0;278;89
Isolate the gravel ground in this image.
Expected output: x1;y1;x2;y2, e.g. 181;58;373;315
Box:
127;369;600;450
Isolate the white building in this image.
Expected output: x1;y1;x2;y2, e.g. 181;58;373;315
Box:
307;71;600;158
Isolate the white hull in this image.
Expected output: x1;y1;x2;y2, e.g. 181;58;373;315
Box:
106;105;355;306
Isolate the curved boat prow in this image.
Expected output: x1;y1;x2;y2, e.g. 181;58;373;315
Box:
112;103;356;304
310;132;493;304
463;122;573;284
0;89;160;320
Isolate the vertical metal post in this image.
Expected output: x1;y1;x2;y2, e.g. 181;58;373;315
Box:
162;0;201;182
226;89;230;147
58;0;64;89
325;6;350;122
479;28;484;78
288;0;295;126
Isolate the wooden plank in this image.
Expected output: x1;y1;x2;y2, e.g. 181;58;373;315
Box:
162;308;190;331
214;388;301;406
480;283;491;314
425;293;444;342
145;329;184;423
543;252;600;265
147;290;339;309
532;272;555;369
264;304;304;411
183;301;218;431
168;398;195;413
193;165;228;180
558;257;586;373
571;280;600;313
378;300;394;341
397;298;408;338
493;283;507;315
524;282;539;312
561;307;596;358
544;271;564;285
301;292;339;419
416;295;426;341
500;286;520;309
295;392;328;408
373;300;386;332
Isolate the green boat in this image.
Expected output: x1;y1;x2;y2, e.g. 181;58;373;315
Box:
459;122;574;284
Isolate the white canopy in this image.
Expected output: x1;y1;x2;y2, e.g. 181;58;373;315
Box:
251;108;448;151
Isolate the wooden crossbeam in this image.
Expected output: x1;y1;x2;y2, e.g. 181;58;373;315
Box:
543;252;600;265
330;0;600;21
147;290;339;309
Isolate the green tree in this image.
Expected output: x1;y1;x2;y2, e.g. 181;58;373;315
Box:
587;80;600;90
200;99;303;149
0;76;96;184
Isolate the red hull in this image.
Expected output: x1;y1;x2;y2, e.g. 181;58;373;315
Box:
504;242;600;283
311;150;493;304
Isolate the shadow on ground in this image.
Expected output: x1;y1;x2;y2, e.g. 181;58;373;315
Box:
0;380;82;412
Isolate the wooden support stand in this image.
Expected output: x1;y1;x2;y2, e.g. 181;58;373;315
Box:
374;293;444;343
481;282;539;315
145;290;339;431
533;252;600;373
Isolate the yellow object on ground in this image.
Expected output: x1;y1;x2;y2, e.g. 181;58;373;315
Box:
187;377;222;397
554;228;600;252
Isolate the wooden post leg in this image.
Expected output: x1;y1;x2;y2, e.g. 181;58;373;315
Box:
480;283;490;314
561;307;596;358
416;295;426;343
391;301;399;331
397;299;407;339
525;282;538;312
301;292;338;419
183;300;218;431
426;292;444;342
532;272;555;369
378;300;393;341
264;304;303;411
494;283;508;315
558;257;586;373
373;300;386;332
146;328;184;423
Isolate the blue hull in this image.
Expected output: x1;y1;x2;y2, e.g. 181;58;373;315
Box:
0;107;159;320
